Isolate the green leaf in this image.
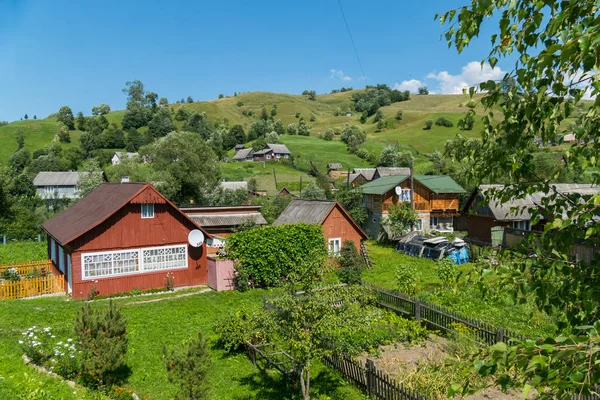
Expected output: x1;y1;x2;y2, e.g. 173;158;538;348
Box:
522;384;533;398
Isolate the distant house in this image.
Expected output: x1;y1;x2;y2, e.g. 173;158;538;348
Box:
344;173;369;187
278;187;293;197
328;163;343;170
220;181;248;191
463;184;600;243
563;133;577;143
41;183;210;299
182;205;268;253
33;171;106;199
273;199;368;256
111;152;138;165
375;167;411;179
359;174;466;237
233;148;254;162
234;144;246;151
353;168;377;182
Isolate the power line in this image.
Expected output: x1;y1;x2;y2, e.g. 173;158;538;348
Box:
337;0;367;83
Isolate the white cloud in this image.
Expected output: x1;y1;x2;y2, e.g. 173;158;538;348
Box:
330;69;352;81
565;70;596;100
393;79;423;93
426;61;507;94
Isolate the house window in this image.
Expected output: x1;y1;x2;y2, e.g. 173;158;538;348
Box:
430;216;438;227
266;154;271;160
512;220;531;231
141;204;154;219
50;238;57;264
400;189;412;203
81;245;187;279
414;219;423;231
328;238;342;257
58;246;65;273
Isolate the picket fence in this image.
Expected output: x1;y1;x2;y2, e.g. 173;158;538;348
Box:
0;275;64;299
0;260;53;277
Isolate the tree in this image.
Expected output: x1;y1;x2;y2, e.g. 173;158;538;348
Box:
75;301;128;387
424;119;433;130
377;146;398;167
182;112;213;140
335;186;367;225
76;111;87;131
140;131;220;204
252;137;267;151
159;97;169;106
125;128;143;152
33;115;36;120
163;333;211;400
383;203;418;238
218;94;224;99
56;106;75;130
340;124;366;150
417;86;429;95
64;147;85;170
265;131;279;144
122;80;145;103
24;114;28;120
438;2;600;396
100;123;126;148
322;129;334;141
303;90;317;100
297;119;310;136
270;107;277;117
58;125;71;143
229;124;246;145
287;123;297;135
187;96;194;104
148;107;174;139
79;131;100;154
77;159;105;197
273;119;285;135
145;92;158;111
121;100;151;130
336;240;365;285
91;103;111;116
309;112;316;122
8;148;30;174
373;109;384;123
247;118;274;140
15;129;25;150
397;150;414;168
207;186;248;206
359;111;368;124
300;181;326;200
458;110;475;131
434;116;454;127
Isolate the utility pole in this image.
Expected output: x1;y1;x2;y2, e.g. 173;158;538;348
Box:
273;169;278;191
299;175;303;196
410;158;415;231
346;168;351;190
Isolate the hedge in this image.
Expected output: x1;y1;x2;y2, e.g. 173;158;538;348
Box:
225;224;328;289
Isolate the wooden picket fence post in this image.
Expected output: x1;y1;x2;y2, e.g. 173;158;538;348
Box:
0;275;64;299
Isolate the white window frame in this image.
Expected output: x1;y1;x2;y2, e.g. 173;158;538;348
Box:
141;204;155;219
81;244;188;280
266;154;272;160
50;238;57;264
512;220;531;231
414;219;424;231
400;189;412;203
328;237;342;257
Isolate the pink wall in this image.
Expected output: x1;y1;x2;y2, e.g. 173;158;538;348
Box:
207;257;235;291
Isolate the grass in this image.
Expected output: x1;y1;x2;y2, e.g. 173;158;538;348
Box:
0;241;47;265
0;287;364;399
362;241;557;338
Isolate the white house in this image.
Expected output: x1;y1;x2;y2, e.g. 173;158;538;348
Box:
111;152;138;165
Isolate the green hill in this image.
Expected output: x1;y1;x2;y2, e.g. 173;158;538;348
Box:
0;91;489;194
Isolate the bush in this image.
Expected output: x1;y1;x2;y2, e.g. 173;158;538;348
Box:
424;119;433;130
163;332;211;400
2;267;20;282
336;240;366;285
215;309;274;352
395;264;419;295
287;123;297;135
322;129;334;141
434;116;454;127
356;148;370;159
226;224;328;289
395;110;403;121
436;258;458;286
75;301;128;388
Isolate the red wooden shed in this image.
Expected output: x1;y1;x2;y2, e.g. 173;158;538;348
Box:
41;183;210;299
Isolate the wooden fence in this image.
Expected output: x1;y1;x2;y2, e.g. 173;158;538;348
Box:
0;275;64;299
0;260;53;277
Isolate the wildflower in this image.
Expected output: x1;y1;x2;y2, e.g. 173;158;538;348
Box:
67;338;72;343
18;340;23;344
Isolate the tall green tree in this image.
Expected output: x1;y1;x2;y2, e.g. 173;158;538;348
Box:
56;106;75;130
122;80;145;103
163;333;211;400
91;103;111;116
8;147;30;174
15;129;25;150
76;111;87;131
148;107;175;139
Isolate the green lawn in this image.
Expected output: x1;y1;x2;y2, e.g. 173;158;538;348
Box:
0;241;47;265
362;241;557;338
220;161;313;196
0;288;364;400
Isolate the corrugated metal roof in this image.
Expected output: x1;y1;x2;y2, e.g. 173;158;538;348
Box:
253;148;273;156
273;199;335;225
354;168;376;181
414;175;467;194
188;213;267;227
33;172;82;186
233;148;253;160
480;184;600;221
376;167;411;177
220;181;248;191
344;173;364;183
358;175;409;195
267;143;291;154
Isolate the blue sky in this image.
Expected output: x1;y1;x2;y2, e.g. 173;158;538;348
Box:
0;0;513;122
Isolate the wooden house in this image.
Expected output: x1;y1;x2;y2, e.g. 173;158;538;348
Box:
273;199;368;256
41;183;210;299
181;205;267;253
359;174;466;237
33;171;106;200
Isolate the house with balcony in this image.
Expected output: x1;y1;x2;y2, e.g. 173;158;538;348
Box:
358;174;466;237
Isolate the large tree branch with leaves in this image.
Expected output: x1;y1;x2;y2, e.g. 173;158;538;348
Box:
439;0;600;397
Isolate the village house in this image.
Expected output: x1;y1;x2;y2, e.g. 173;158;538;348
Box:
181;205;268;253
463;183;600;244
41;182;211;299
359;174;466;237
327;163;348;180
273;198;368;256
232;144;291;162
220;181;248;191
33;171;106;200
111;152;139;165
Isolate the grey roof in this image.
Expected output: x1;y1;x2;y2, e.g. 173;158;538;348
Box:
33;171;90;187
220;181;248;191
235;144;245;149
376;167;411;177
479;184;600;221
188;213;267;227
253;148;273;156
233;148;253;160
328;163;343;170
267;143;291;154
114;152;138;159
353;168;376;181
273;199;335;225
344;173;365;183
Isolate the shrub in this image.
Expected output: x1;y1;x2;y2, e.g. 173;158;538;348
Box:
395;110;403;121
75;301;128;388
215;309;274;352
226;224;328;289
20;326;79;380
336;240;366;285
435;116;454;127
424;119;433;130
287;123;297;135
395;264;419;295
356;148;370;159
295;112;301;118
2;267;20;282
310;112;316;122
163;333;211;400
436;258;458;286
322;129;334;141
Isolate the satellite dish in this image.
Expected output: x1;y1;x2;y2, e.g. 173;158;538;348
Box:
395;186;403;195
188;230;205;247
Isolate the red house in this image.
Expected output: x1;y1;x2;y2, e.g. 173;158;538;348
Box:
41;183;210;299
273;199;368;256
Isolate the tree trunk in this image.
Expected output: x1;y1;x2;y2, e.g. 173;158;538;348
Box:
299;358;311;400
